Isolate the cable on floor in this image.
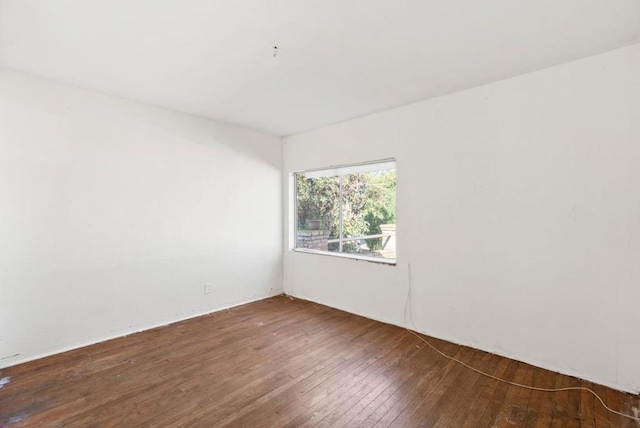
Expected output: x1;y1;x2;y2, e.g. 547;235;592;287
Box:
404;328;640;422
402;264;640;423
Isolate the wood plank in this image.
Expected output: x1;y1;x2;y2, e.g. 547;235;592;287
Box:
391;346;482;427
434;349;503;427
1;295;638;427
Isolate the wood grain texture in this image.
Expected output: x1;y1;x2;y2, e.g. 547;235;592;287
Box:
1;296;638;427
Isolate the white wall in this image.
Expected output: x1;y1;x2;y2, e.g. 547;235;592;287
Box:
0;71;283;368
283;44;640;393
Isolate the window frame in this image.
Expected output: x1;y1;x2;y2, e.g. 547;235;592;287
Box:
291;158;396;265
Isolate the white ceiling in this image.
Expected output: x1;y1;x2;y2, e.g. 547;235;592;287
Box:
1;1;639;136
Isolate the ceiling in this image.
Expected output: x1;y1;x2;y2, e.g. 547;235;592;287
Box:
1;1;639;136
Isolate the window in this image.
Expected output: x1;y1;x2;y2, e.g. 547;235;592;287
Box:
293;159;396;264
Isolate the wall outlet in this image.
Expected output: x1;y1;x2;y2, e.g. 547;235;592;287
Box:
204;284;212;294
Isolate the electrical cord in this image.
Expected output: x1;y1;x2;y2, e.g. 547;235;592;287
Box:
403;264;640;423
404;328;640;422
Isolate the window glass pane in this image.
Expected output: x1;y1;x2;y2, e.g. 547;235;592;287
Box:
295;161;396;262
340;169;396;259
295;174;339;252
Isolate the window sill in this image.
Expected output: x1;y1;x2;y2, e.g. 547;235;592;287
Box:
291;248;396;265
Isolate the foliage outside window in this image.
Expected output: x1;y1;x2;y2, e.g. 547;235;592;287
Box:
294;160;396;262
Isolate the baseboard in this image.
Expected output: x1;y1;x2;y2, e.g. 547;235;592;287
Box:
1;290;284;370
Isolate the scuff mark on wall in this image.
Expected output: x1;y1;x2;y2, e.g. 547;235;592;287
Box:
0;353;21;361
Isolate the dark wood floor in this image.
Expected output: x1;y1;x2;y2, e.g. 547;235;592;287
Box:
1;296;638;427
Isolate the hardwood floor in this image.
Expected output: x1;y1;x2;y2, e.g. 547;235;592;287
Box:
1;295;638;427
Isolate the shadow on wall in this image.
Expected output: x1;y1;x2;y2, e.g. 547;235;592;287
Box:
0;70;282;170
153;112;282;170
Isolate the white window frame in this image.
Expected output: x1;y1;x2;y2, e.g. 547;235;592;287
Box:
291;159;396;265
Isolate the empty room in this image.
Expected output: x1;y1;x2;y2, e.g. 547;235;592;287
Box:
1;1;639;426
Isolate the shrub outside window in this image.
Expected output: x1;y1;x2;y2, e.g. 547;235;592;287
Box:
294;159;396;264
